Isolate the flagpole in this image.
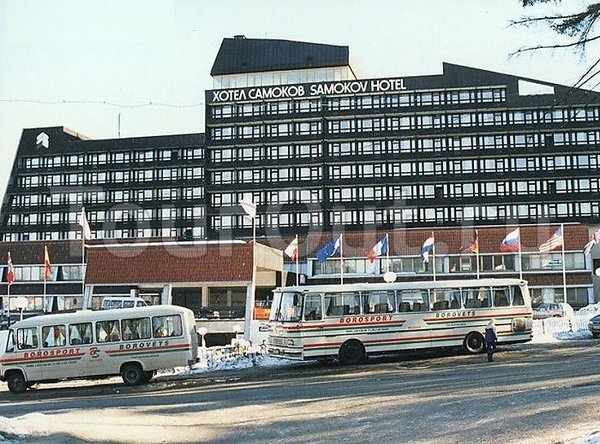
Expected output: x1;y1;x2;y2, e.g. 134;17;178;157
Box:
518;227;523;280
6;284;10;328
385;233;390;273
340;233;344;286
44;248;47;314
82;226;85;304
476;230;480;279
432;231;436;282
295;235;299;286
561;223;567;303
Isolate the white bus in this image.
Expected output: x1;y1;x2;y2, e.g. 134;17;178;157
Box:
0;305;199;393
268;278;532;365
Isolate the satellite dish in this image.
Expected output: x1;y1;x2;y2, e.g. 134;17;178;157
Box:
383;271;397;283
595;268;600;277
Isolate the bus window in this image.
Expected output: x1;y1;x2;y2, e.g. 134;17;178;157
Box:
324;292;344;316
271;292;302;322
42;325;67;347
153;315;182;337
478;288;491;308
398;289;428;311
493;288;510;307
512;286;525;306
16;327;38;350
431;289;453;310
304;294;322;321
6;330;16;353
464;288;480;308
122;317;151;340
69;322;92;345
325;292;361;316
363;290;395;314
97;320;120;343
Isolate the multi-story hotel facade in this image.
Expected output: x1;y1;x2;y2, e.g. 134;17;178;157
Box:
1;36;600;331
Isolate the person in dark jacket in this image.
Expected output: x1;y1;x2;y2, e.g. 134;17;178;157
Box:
484;319;498;362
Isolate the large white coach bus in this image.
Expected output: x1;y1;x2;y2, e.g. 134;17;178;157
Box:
0;305;198;393
268;278;532;365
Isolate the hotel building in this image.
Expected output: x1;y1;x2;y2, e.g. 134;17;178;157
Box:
1;36;599;331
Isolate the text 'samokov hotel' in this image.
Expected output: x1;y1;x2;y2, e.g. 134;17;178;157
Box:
2;36;600;330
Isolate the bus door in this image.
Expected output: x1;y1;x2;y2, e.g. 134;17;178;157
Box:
397;289;432;348
8;326;43;381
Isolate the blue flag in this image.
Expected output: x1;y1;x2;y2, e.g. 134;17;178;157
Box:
317;236;342;263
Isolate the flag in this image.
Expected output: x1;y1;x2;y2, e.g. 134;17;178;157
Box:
284;235;299;260
539;227;563;253
583;229;600;255
421;235;435;263
367;236;388;263
500;228;520;252
317;235;341;263
461;231;479;254
239;195;257;218
79;207;91;240
44;246;52;280
6;251;15;287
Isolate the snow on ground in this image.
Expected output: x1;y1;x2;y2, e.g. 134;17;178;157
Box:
1;312;600;443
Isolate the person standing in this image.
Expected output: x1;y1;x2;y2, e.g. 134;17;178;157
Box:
484;319;498;362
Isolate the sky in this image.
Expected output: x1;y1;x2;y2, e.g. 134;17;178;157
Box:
0;0;597;196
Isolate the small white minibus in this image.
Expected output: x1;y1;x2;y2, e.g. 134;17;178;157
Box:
0;305;198;393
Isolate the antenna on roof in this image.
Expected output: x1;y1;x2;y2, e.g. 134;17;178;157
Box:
233;34;246;39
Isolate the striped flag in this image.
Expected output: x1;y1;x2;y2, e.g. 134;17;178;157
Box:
7;252;15;287
539;227;563;253
584;229;600;255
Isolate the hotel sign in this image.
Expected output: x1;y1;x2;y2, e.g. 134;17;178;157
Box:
209;78;407;103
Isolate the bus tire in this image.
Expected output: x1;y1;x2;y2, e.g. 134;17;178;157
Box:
7;372;28;394
338;340;366;365
463;332;485;354
121;363;144;386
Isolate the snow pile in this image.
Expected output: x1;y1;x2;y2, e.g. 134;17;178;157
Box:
156;338;294;379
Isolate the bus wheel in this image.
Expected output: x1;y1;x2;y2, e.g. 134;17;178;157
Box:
463;332;485;354
338;340;366;365
121;363;144;386
7;372;28;394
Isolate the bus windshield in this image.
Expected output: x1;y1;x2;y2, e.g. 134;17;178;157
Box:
269;291;303;322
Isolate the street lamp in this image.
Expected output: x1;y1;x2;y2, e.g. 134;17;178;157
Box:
240;195;257;342
14;297;28;322
198;326;208;349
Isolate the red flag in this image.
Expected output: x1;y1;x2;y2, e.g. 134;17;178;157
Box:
7;252;15;287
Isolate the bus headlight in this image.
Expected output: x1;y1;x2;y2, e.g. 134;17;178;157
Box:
287;339;295;346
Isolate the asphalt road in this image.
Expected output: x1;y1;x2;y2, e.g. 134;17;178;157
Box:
1;340;600;443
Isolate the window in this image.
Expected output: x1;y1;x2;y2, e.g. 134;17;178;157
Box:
304;295;323;321
397;289;429;311
324;292;361;316
69;322;93;345
362;290;395;314
152;315;182;337
121;317;152;340
96;320;121;343
42;324;67;347
15;327;39;350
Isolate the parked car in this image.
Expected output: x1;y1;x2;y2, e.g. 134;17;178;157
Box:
589;314;600;338
532;302;574;320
